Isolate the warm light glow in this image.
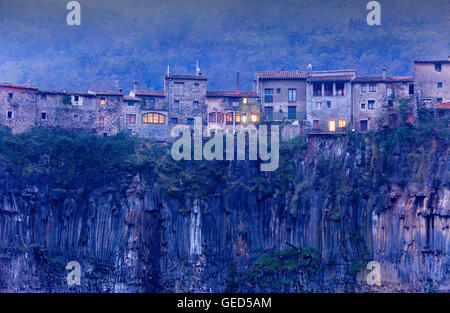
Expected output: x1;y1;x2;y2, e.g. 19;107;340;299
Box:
100;98;106;105
251;113;258;122
338;120;346;128
328;120;336;132
242;115;247;123
242;97;248;104
142;113;165;124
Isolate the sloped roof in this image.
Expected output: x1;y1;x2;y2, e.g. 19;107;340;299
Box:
353;76;414;83
414;60;450;64
0;82;38;91
134;90;165;97
256;71;308;79
206;90;258;98
165;73;207;80
88;89;123;96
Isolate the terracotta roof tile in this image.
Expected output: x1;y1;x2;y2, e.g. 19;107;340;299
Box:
436;102;450;109
165;74;207;80
134;90;165;97
256;71;308;79
206;90;258;98
88;89;123;96
0;82;38;90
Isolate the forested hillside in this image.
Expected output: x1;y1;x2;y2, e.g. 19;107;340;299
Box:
0;0;448;91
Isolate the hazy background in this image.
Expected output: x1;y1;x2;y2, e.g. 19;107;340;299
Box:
0;0;448;92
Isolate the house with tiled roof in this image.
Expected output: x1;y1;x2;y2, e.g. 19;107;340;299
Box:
255;70;307;123
352;70;416;131
306;70;356;133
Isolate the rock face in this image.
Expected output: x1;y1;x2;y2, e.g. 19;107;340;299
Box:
0;132;448;293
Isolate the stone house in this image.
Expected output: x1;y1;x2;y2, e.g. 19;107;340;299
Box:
352;72;414;131
0;83;39;133
414;57;450;108
255;71;307;122
306;70;356;133
206;90;259;132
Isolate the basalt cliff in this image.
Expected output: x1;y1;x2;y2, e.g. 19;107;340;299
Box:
0;120;448;293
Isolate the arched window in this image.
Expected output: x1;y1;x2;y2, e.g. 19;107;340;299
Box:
142;113;165;124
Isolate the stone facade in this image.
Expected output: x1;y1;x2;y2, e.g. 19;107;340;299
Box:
414;57;450;108
0;58;447;141
352;74;414;131
206;90;259;132
255;71;307;122
306;70;356;132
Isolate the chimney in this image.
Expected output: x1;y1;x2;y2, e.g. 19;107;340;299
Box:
167;65;170;75
236;72;240;94
196;60;201;75
133;80;138;92
382;68;387;79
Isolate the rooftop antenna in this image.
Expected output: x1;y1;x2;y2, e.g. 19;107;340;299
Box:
307;64;312;71
167;65;170;75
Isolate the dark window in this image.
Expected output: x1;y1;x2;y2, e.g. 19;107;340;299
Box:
264;89;273;103
264;106;273;120
127;101;134;106
226;113;233;125
388;100;394;107
435;63;442;72
368;100;375;109
209;112;216;123
288;106;296;119
193;101;199;107
8;93;13;101
360;120;368;131
186;118;195;125
276;88;281;94
437;98;443;103
170;118;178;124
313;83;322;96
288;89;297;102
128;129;133;135
126;114;136;124
409;83;414;95
217;113;224;123
40;94;47;100
173;100;180;108
437;82;443;88
313;120;320;129
41;112;47;120
361;103;366;109
324;83;333;96
336;83;345;95
193;83;200;92
369;84;376;92
326;101;331;109
361;84;367;92
149;99;155;108
75;95;80;102
7;111;13;119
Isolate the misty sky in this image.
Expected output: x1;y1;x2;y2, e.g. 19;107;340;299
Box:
0;0;448;91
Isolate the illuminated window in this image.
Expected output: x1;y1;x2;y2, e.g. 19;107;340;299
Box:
209;112;216;123
126;114;136;124
100;98;106;105
242;97;248;104
226;113;233;125
338;120;346;128
336;83;345;96
250;113;259;122
217;113;224;124
99;117;104;125
328;120;336;132
142;113;165;124
235;113;241;124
